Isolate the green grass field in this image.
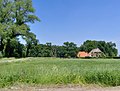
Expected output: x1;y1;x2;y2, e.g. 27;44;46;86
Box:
0;58;120;88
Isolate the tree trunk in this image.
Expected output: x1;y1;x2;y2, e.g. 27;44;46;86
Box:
26;43;31;57
5;39;11;57
0;38;4;54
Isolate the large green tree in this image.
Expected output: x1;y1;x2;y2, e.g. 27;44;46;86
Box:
0;0;40;57
53;42;78;58
63;42;78;58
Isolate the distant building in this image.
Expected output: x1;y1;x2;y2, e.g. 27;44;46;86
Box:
77;48;105;58
89;48;103;57
77;51;89;58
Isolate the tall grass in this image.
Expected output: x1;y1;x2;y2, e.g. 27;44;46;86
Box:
0;58;120;87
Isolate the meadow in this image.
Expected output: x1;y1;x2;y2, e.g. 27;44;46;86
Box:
0;58;120;88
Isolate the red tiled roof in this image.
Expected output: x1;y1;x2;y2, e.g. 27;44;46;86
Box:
77;51;89;57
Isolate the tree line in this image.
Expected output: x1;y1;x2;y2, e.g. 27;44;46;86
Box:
27;41;118;58
0;40;118;58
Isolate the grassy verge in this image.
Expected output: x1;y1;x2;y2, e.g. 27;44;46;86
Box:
0;58;120;88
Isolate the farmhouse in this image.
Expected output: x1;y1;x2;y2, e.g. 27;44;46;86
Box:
77;48;105;58
89;48;103;57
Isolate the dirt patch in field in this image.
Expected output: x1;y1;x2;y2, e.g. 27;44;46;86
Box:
1;85;120;91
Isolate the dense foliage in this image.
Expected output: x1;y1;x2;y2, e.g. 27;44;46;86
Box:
28;42;79;58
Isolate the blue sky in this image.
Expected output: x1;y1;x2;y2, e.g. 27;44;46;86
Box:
30;0;120;54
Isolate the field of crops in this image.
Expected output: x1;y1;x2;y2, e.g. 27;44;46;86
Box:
0;58;120;88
